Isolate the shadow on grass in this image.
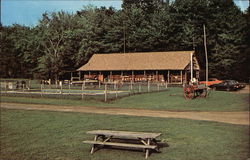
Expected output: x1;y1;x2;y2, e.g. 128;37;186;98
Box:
88;138;169;158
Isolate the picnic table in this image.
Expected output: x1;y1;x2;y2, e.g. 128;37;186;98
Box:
83;130;162;159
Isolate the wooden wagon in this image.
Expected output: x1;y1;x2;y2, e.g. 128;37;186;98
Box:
183;84;208;99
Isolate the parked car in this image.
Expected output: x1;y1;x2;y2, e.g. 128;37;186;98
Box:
199;78;222;86
209;80;246;91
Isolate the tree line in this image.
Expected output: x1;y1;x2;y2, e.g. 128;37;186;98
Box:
0;0;249;82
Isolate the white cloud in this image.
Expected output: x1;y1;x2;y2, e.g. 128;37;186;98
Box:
234;0;249;11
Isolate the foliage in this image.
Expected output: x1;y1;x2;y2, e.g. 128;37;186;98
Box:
0;25;42;78
0;1;249;81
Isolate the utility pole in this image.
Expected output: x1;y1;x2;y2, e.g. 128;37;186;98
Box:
203;24;208;87
190;52;193;83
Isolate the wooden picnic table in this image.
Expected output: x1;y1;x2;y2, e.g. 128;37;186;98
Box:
83;130;162;159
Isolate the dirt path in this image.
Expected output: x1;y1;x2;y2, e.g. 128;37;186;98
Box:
1;102;249;125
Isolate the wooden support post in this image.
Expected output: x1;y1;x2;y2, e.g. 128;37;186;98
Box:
168;70;170;83
165;81;168;89
130;80;133;91
190;52;193;82
181;70;183;84
144;70;146;81
99;81;101;89
110;71;112;81
185;71;187;84
71;72;73;81
157;82;160;91
156;70;158;82
120;71;123;82
132;70;134;82
104;84;107;102
98;71;100;82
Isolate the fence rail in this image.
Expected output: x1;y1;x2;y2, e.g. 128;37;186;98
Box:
1;80;169;102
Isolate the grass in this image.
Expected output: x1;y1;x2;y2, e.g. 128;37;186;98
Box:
1;87;249;111
0;109;249;160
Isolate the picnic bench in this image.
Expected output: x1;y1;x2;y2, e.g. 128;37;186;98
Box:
83;130;162;159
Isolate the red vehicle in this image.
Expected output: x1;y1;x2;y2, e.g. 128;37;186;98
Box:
199;78;222;86
183;84;208;99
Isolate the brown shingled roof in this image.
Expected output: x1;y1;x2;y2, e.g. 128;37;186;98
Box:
77;51;199;71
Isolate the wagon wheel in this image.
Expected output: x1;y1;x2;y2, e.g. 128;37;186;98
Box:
200;88;208;98
184;86;195;99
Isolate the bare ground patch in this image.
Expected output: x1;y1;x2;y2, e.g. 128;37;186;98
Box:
235;85;249;94
1;102;249;125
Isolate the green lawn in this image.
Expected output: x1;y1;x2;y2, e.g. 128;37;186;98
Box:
1;87;249;111
0;109;249;160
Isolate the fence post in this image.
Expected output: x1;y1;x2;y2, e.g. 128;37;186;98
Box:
48;79;51;89
182;83;185;88
104;84;107;102
55;80;58;89
139;83;141;93
22;84;25;92
69;82;71;95
157;82;160;91
41;83;43;97
60;81;63;94
165;81;168;89
81;82;84;100
115;83;118;99
5;81;7;93
147;81;150;92
28;80;31;90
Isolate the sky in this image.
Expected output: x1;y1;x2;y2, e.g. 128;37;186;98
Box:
1;0;123;26
1;0;249;27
